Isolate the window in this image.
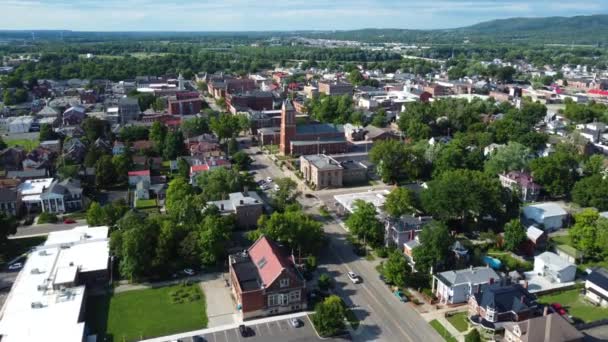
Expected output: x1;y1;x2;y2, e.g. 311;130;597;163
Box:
280;278;289;288
268;294;279;307
289;290;301;303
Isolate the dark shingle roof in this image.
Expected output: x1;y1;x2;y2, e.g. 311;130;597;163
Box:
475;284;537;314
588;268;608;292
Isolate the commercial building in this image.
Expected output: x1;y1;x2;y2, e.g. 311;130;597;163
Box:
300;154;343;188
208;192;264;229
318;80;354;96
118;97;141;124
229;236;307;320
0;226;110;342
168;96;202;115
333;189;390;215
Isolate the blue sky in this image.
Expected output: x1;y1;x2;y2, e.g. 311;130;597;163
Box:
1;0;607;31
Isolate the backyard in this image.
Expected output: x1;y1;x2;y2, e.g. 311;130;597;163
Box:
551;235;608;271
86;283;208;341
538;288;608;323
6;138;39;151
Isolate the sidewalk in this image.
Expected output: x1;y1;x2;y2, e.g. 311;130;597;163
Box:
422;308;471;342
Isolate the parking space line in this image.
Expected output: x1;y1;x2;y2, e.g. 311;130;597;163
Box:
251;324;261;337
265;322;273;335
276;320;285;331
223;329;229;342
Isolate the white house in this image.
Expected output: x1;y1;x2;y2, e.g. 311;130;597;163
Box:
432;266;500;304
522;202;568;231
7;116;34;133
533;252;576;284
586;268;608;307
39;178;84;214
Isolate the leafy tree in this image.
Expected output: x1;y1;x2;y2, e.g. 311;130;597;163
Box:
82;117;108;142
271;177;298;212
345;200;384;247
384;187;418;218
411;222;454;273
231;151;251;171
369;140;424;183
112;153;133;185
433;140;484;176
151;97;166;112
422;169;504;225
119;126;149;142
371;109;387;127
227;137;239;155
529;144;579;197
39;123;57;141
0;136;6;150
0;212;18;249
132;92;156;111
382;250;409;287
484;142;532;175
84;146;107;168
210;113;241;143
196;167;249;201
181;117;209;138
95;155;116;189
198;213;233;266
313;295;346;337
162;130;185;160
177;157;190;179
114;212;159;281
165;177;195;217
569;209;605;260
318;273;333;292
347;69;364;85
252;209;324;256
57;164;80;180
86;202;106;226
149;121;168;148
572;175;608;211
582;155;606;177
503;219;526;252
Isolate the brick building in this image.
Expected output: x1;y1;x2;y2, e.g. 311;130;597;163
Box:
168;97;203;115
208;77;256;99
226;91;273;111
279;101;348;156
423;84;449;97
229;236;307;320
318;80;354;96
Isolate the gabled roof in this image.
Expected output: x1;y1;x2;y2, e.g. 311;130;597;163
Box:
248;236;294;288
474;284;537;313
436;266;499;287
587;268;608;292
128;170;150;177
505;313;584;342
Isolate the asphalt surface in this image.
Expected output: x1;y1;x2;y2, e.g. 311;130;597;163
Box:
247;147;442;342
11;219;86;239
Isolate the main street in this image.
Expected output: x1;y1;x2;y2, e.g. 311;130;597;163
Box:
247;146;442;342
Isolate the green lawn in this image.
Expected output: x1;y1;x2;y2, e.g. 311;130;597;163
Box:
429;320;458;342
538;288;608;323
446;312;469;332
0;236;47;266
6;138;39;151
86;283;208;342
135;199;157;208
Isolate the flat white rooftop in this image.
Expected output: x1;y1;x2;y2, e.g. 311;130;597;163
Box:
18;178;54;196
333;189;390;214
0;225;109;342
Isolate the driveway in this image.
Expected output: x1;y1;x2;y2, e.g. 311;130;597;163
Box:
200;273;238;327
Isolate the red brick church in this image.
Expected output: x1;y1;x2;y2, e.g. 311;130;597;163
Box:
279;101;348;155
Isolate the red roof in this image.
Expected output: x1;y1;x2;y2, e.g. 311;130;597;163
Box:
190;164;209;172
248;236;292;287
128;170;150;176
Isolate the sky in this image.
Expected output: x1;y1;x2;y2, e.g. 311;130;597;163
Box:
1;0;607;31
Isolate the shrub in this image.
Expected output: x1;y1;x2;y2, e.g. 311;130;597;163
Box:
37;212;58;224
374;247;389;258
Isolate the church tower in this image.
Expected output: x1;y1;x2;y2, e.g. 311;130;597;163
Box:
280;100;296;155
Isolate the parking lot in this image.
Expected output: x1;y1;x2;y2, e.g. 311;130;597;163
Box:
199;274;237;327
150;315;349;342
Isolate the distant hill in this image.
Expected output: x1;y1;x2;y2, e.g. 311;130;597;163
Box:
305;15;608;45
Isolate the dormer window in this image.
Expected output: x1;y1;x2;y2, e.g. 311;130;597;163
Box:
280;278;289;288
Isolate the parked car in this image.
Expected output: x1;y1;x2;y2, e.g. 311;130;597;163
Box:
183;268;195;276
192;336;206;342
290;318;302;328
266;177;272;182
8;263;22;271
63;218;76;224
347;271;361;284
379;274;388;284
551;303;567;316
239;324;252;337
394;290;409;302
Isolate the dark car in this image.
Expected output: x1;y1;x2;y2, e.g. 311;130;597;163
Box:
192;336;206;342
63;218;76;224
239;324;252;337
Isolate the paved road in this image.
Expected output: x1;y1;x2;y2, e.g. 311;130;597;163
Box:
247;147;442;342
11;219;86;239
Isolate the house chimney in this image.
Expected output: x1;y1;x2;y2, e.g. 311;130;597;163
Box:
220;204;224;210
243;186;249;196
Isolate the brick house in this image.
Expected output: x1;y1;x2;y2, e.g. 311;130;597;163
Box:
499;171;541;202
469;284;539;330
208;191;263;229
229;236;307;320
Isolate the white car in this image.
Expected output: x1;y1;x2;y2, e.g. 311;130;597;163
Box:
183;268;195;276
290;318;302;328
266;177;272;183
8;263;22;271
347;272;361;284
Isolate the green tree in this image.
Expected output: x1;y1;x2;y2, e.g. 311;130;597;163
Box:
411;222;454;273
253;209;324;256
384;187;418;218
572;175;608;211
371;109;387;127
181;117;209;138
82;117;108;142
231;151;252;171
210;113;240;143
529;145;579;197
484;142;532;175
345;200;384;247
369;140;424;183
227;137;239;155
149;121;168;148
317;273;333;292
39;124;57;141
177;157;190;179
422;169;504;225
271;177;298;212
0;136;6;150
151;97;166;112
112;153;133;185
95;155;116;189
196;167;249;201
198;213;232;266
569;209;602;260
313;295;347;337
503;219;526;252
115;213;159;281
0;212;18;250
86;202;106;226
165;177;194;216
382;250;409;287
162;130;185;160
